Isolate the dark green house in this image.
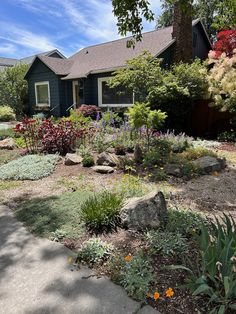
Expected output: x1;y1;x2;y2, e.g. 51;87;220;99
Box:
25;19;211;117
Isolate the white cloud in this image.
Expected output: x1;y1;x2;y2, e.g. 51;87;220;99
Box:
0;43;17;55
0;22;58;54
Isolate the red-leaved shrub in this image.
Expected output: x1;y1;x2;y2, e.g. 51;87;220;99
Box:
77;105;100;119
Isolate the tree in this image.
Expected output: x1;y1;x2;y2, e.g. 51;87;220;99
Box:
157;0;236;38
208;51;236;116
109;52;208;131
0;64;29;116
212;30;236;58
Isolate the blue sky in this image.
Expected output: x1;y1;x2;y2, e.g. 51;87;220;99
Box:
0;0;162;59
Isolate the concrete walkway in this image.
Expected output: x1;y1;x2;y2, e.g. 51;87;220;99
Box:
0;205;159;314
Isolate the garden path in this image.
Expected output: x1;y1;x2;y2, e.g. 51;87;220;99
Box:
0;205;159;314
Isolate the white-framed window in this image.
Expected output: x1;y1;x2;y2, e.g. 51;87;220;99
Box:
35;81;50;107
98;77;133;107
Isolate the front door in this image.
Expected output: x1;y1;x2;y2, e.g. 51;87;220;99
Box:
73;79;84;107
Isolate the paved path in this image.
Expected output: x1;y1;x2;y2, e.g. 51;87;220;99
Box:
0;205;159;314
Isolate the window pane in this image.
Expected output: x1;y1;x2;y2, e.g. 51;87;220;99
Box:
36;84;49;104
102;82;132;104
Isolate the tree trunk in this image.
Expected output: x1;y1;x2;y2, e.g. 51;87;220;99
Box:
172;2;193;63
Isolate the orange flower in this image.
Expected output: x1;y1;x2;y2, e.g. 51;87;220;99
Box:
153;291;160;301
124;254;132;262
165;288;174;298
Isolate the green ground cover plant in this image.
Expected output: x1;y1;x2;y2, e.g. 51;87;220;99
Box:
15;190;93;238
166;207;207;236
81;190;123;231
77;238;114;265
0;154;58;180
0;180;21;191
146;230;188;256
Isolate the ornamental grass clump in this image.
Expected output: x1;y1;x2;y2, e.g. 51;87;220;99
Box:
0;154;58;180
77;238;114;265
81;190;123;231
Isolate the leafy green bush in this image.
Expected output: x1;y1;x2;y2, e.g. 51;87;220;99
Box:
0;106;16;121
0;154;58;180
218;131;236;143
81;191;123;231
148;168;167;182
171;215;236;314
120;253;154;301
166;208;206;236
77;238;114;264
146;230;188;256
144;138;172;167
82;154;94;167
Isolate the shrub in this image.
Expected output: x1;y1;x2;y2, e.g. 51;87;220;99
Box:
77;105;100;119
171;215;236;314
14;137;26;148
218;131;236;143
146;230;188;256
120;253;154;301
0;154;58;180
166;207;206;236
157;130;193;153
81;191;123;231
68;108;91;126
77;238;114;265
144;138;172;167
0;106;16;121
148;168;167;182
82;154;94;167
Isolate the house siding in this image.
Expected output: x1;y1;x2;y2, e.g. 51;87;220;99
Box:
192;23;211;60
27;59;73;117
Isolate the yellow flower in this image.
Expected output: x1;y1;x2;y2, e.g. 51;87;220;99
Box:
153;291;160;301
124;254;132;262
68;256;74;264
165;288;174;298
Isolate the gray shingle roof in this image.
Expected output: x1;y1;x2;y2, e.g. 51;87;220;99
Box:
64;26;174;79
0;57;18;67
36;56;74;75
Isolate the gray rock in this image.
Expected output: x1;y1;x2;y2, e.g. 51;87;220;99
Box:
164;163;182;177
97;152;119;167
64;153;83;165
192;156;226;174
0;137;15;150
120;191;167;230
92;165;114;174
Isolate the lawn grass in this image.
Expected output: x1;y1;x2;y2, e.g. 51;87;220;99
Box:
15;190;93;239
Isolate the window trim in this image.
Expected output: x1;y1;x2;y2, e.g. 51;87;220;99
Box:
98;77;134;107
35;81;50;107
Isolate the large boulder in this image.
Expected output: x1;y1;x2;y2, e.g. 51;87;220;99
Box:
64;153;83;165
120;191;167;230
192;156;226;174
0;138;15;150
96;152;119;167
92;165;114;174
